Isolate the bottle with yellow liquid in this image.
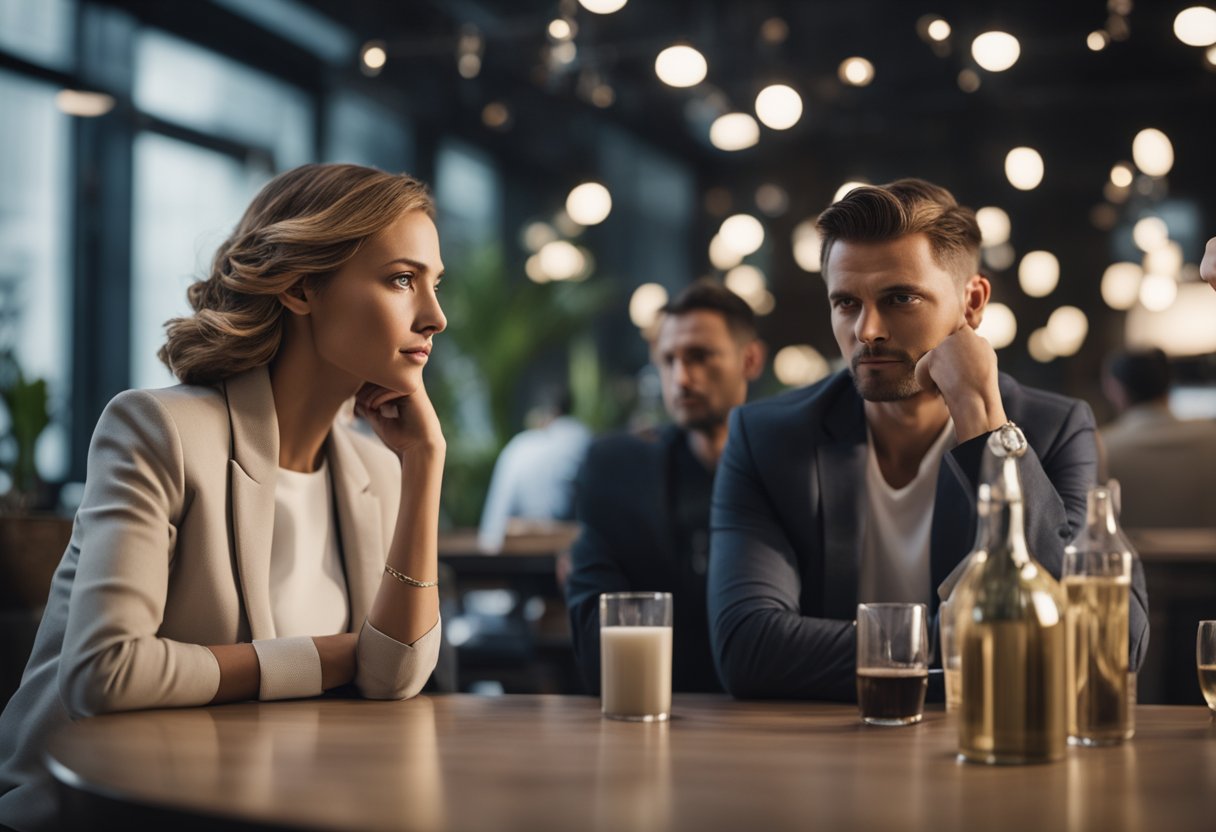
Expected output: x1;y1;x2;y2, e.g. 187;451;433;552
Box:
1063;484;1134;746
953;423;1067;765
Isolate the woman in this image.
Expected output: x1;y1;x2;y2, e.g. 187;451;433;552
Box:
0;163;446;831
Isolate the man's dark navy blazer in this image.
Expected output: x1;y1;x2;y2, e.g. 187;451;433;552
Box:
708;369;1150;701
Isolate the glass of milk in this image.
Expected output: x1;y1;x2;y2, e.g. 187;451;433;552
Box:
599;592;673;721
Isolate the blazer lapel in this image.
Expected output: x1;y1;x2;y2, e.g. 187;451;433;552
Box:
815;386;867;621
326;425;384;629
224;368;279;641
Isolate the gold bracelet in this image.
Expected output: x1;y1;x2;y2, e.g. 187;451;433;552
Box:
384;563;438;588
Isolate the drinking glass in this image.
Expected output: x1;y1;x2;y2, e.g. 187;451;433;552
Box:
1198;621;1216;714
600;592;673;722
856;603;929;726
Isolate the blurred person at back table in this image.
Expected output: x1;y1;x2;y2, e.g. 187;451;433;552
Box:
0;164;448;832
565;280;766;694
1100;347;1216;528
476;388;592;554
707;179;1149;701
1202;236;1216;291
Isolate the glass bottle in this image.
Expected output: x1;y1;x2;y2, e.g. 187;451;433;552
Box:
1063;484;1135;745
939;483;992;712
954;423;1067;764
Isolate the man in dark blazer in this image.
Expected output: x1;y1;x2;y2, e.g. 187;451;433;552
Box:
708;179;1149;700
566;281;765;693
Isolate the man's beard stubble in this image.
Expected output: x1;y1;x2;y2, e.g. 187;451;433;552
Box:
671;392;728;433
849;346;925;402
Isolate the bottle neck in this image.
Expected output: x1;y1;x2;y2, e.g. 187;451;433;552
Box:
1086;488;1119;537
985;493;1031;566
981;456;1030;566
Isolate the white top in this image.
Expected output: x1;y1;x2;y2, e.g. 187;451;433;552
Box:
270;460;350;637
477;415;592;552
858;420;955;605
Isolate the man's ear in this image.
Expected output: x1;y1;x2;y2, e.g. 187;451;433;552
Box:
742;338;767;382
962;273;991;329
277;280;311;316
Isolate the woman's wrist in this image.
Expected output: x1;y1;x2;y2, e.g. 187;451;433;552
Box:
399;440;446;467
313;633;358;690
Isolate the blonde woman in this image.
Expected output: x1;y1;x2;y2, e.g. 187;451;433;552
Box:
0;164;447;831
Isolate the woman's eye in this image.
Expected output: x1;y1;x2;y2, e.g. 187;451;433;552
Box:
393;273;415;289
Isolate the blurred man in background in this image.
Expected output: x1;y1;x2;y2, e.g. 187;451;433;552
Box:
478;388;591;553
1101;347;1216;528
565;280;765;694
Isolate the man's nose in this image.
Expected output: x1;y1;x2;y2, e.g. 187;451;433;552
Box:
672;359;691;387
855;306;887;345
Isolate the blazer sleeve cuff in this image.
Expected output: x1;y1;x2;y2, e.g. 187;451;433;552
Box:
251;636;324;701
355;616;442;701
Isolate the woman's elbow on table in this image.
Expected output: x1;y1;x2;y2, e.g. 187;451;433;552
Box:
58;647;128;718
57;637;220;718
354;617;442;700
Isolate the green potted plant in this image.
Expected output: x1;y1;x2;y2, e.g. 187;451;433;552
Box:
428;245;614;528
0;349;72;611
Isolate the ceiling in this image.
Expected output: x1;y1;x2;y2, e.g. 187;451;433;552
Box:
99;0;1216;399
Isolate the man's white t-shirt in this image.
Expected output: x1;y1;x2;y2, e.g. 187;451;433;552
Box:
270;461;350;637
858;420;955;605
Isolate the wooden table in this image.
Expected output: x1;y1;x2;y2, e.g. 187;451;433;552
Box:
47;695;1216;832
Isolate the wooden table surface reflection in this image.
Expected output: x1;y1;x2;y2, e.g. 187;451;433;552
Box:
46;695;1216;832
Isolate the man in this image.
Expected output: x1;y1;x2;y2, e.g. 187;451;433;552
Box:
477;388;591;553
565;280;765;693
708;179;1149;700
1101;347;1216;528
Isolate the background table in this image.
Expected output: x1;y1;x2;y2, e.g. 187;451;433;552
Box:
47;694;1216;832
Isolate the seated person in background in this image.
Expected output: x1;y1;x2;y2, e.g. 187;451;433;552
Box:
566;281;765;693
0;164;446;832
477;388;591;553
708;179;1149;700
1202;236;1215;291
1100;347;1216;528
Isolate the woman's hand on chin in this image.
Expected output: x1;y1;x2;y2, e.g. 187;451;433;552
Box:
354;381;445;458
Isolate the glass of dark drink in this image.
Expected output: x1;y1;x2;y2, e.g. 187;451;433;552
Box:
857;603;929;726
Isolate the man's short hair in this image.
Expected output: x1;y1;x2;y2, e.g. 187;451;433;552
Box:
816;178;982;281
1106;348;1171;405
660;279;758;341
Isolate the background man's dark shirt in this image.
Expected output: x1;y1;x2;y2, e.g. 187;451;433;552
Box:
565;426;721;693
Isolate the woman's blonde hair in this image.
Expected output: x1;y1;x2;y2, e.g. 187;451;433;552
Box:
158;163;435;385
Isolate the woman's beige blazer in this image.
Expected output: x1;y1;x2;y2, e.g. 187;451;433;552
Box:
0;367;440;831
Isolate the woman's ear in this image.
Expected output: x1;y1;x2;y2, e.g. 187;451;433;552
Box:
277;281;311;316
962;273;991;329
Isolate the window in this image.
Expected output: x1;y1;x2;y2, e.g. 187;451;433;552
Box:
325;89;414;173
0;0;76;71
130;133;270;390
134;29;314;169
435;139;502;254
0;71;72;481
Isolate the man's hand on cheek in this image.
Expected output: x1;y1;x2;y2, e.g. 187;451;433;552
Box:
914;324;1008;443
1201;236;1216;292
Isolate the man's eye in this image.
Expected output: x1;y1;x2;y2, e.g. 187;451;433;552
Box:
890;294;915;305
834;299;856;310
